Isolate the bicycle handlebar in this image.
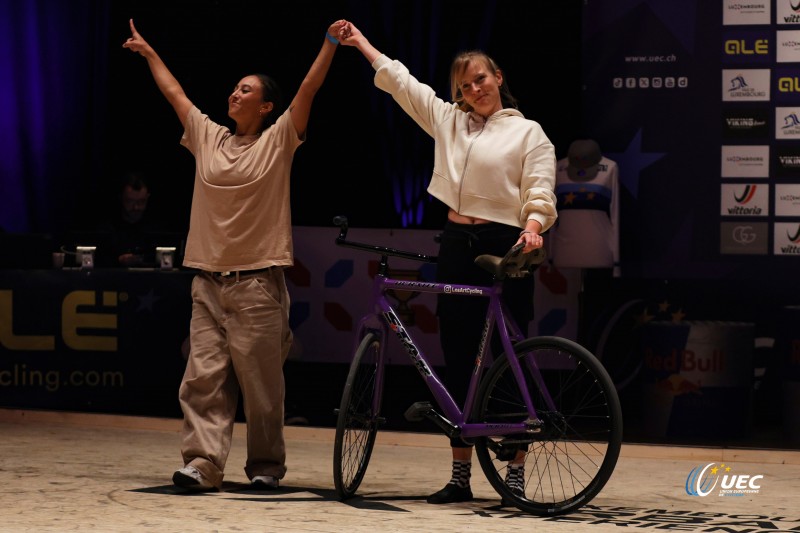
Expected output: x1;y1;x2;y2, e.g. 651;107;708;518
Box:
333;216;546;278
333;216;438;263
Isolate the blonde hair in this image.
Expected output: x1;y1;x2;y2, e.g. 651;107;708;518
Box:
449;50;518;113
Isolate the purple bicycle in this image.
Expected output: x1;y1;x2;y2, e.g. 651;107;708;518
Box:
331;216;622;515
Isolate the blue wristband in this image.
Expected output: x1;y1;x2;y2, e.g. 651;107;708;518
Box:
326;32;339;45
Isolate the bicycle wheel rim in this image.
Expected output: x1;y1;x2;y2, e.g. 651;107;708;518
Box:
333;332;383;499
474;336;622;515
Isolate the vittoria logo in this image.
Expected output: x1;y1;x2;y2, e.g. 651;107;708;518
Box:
721;183;769;216
774;222;800;254
777;0;800;24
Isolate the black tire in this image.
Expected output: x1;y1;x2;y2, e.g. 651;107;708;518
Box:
474;336;622;516
333;332;384;500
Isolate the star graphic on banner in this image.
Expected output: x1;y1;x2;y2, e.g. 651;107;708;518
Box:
605;129;666;199
136;289;161;312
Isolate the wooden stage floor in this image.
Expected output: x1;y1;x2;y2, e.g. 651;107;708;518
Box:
1;408;798;533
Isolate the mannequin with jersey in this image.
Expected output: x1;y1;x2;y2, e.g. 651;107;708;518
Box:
549;139;619;275
547;139;619;344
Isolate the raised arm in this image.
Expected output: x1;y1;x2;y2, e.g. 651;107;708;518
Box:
288;20;346;137
123;19;193;127
338;21;382;65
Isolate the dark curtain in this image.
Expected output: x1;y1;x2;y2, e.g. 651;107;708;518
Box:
0;0;110;233
0;0;580;235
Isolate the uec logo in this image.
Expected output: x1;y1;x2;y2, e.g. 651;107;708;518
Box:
685;463;763;497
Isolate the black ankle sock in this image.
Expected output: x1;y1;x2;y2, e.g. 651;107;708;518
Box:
505;463;524;492
449;460;471;489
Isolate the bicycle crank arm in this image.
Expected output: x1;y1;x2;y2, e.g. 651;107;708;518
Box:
404;401;459;439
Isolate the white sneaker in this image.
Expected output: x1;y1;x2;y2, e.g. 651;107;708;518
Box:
172;466;214;491
251;475;279;489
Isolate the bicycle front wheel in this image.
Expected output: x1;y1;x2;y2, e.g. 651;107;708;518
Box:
333;332;384;500
474;336;622;516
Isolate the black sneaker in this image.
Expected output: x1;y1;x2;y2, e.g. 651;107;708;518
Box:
426;482;473;504
500;486;525;507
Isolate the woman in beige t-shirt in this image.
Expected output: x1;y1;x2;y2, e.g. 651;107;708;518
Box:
124;18;345;492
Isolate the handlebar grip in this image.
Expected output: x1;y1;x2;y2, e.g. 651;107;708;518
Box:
333;215;349;241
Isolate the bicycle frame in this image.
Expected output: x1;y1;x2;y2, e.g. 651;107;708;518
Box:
338;224;553;440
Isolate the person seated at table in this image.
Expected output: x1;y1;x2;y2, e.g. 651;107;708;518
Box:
98;170;163;267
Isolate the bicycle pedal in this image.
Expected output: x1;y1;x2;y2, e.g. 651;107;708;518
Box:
404;401;433;422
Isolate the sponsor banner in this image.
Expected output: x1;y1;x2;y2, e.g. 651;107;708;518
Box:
773;66;800;102
776;145;800;176
777;29;800;62
777;0;800;24
722;30;772;64
773;221;800;254
722;0;770;25
720;183;770;216
640;321;754;439
721;108;769;138
0;269;193;417
776;106;800;138
722;69;771;101
720;145;770;177
720;221;769;254
775;183;800;215
583;0;800;277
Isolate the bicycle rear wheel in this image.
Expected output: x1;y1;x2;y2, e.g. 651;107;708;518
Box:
474;336;622;516
333;332;384;499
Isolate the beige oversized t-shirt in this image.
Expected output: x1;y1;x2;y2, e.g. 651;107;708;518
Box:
180;106;303;272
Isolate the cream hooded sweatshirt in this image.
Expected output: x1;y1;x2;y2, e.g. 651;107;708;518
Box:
372;54;557;232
